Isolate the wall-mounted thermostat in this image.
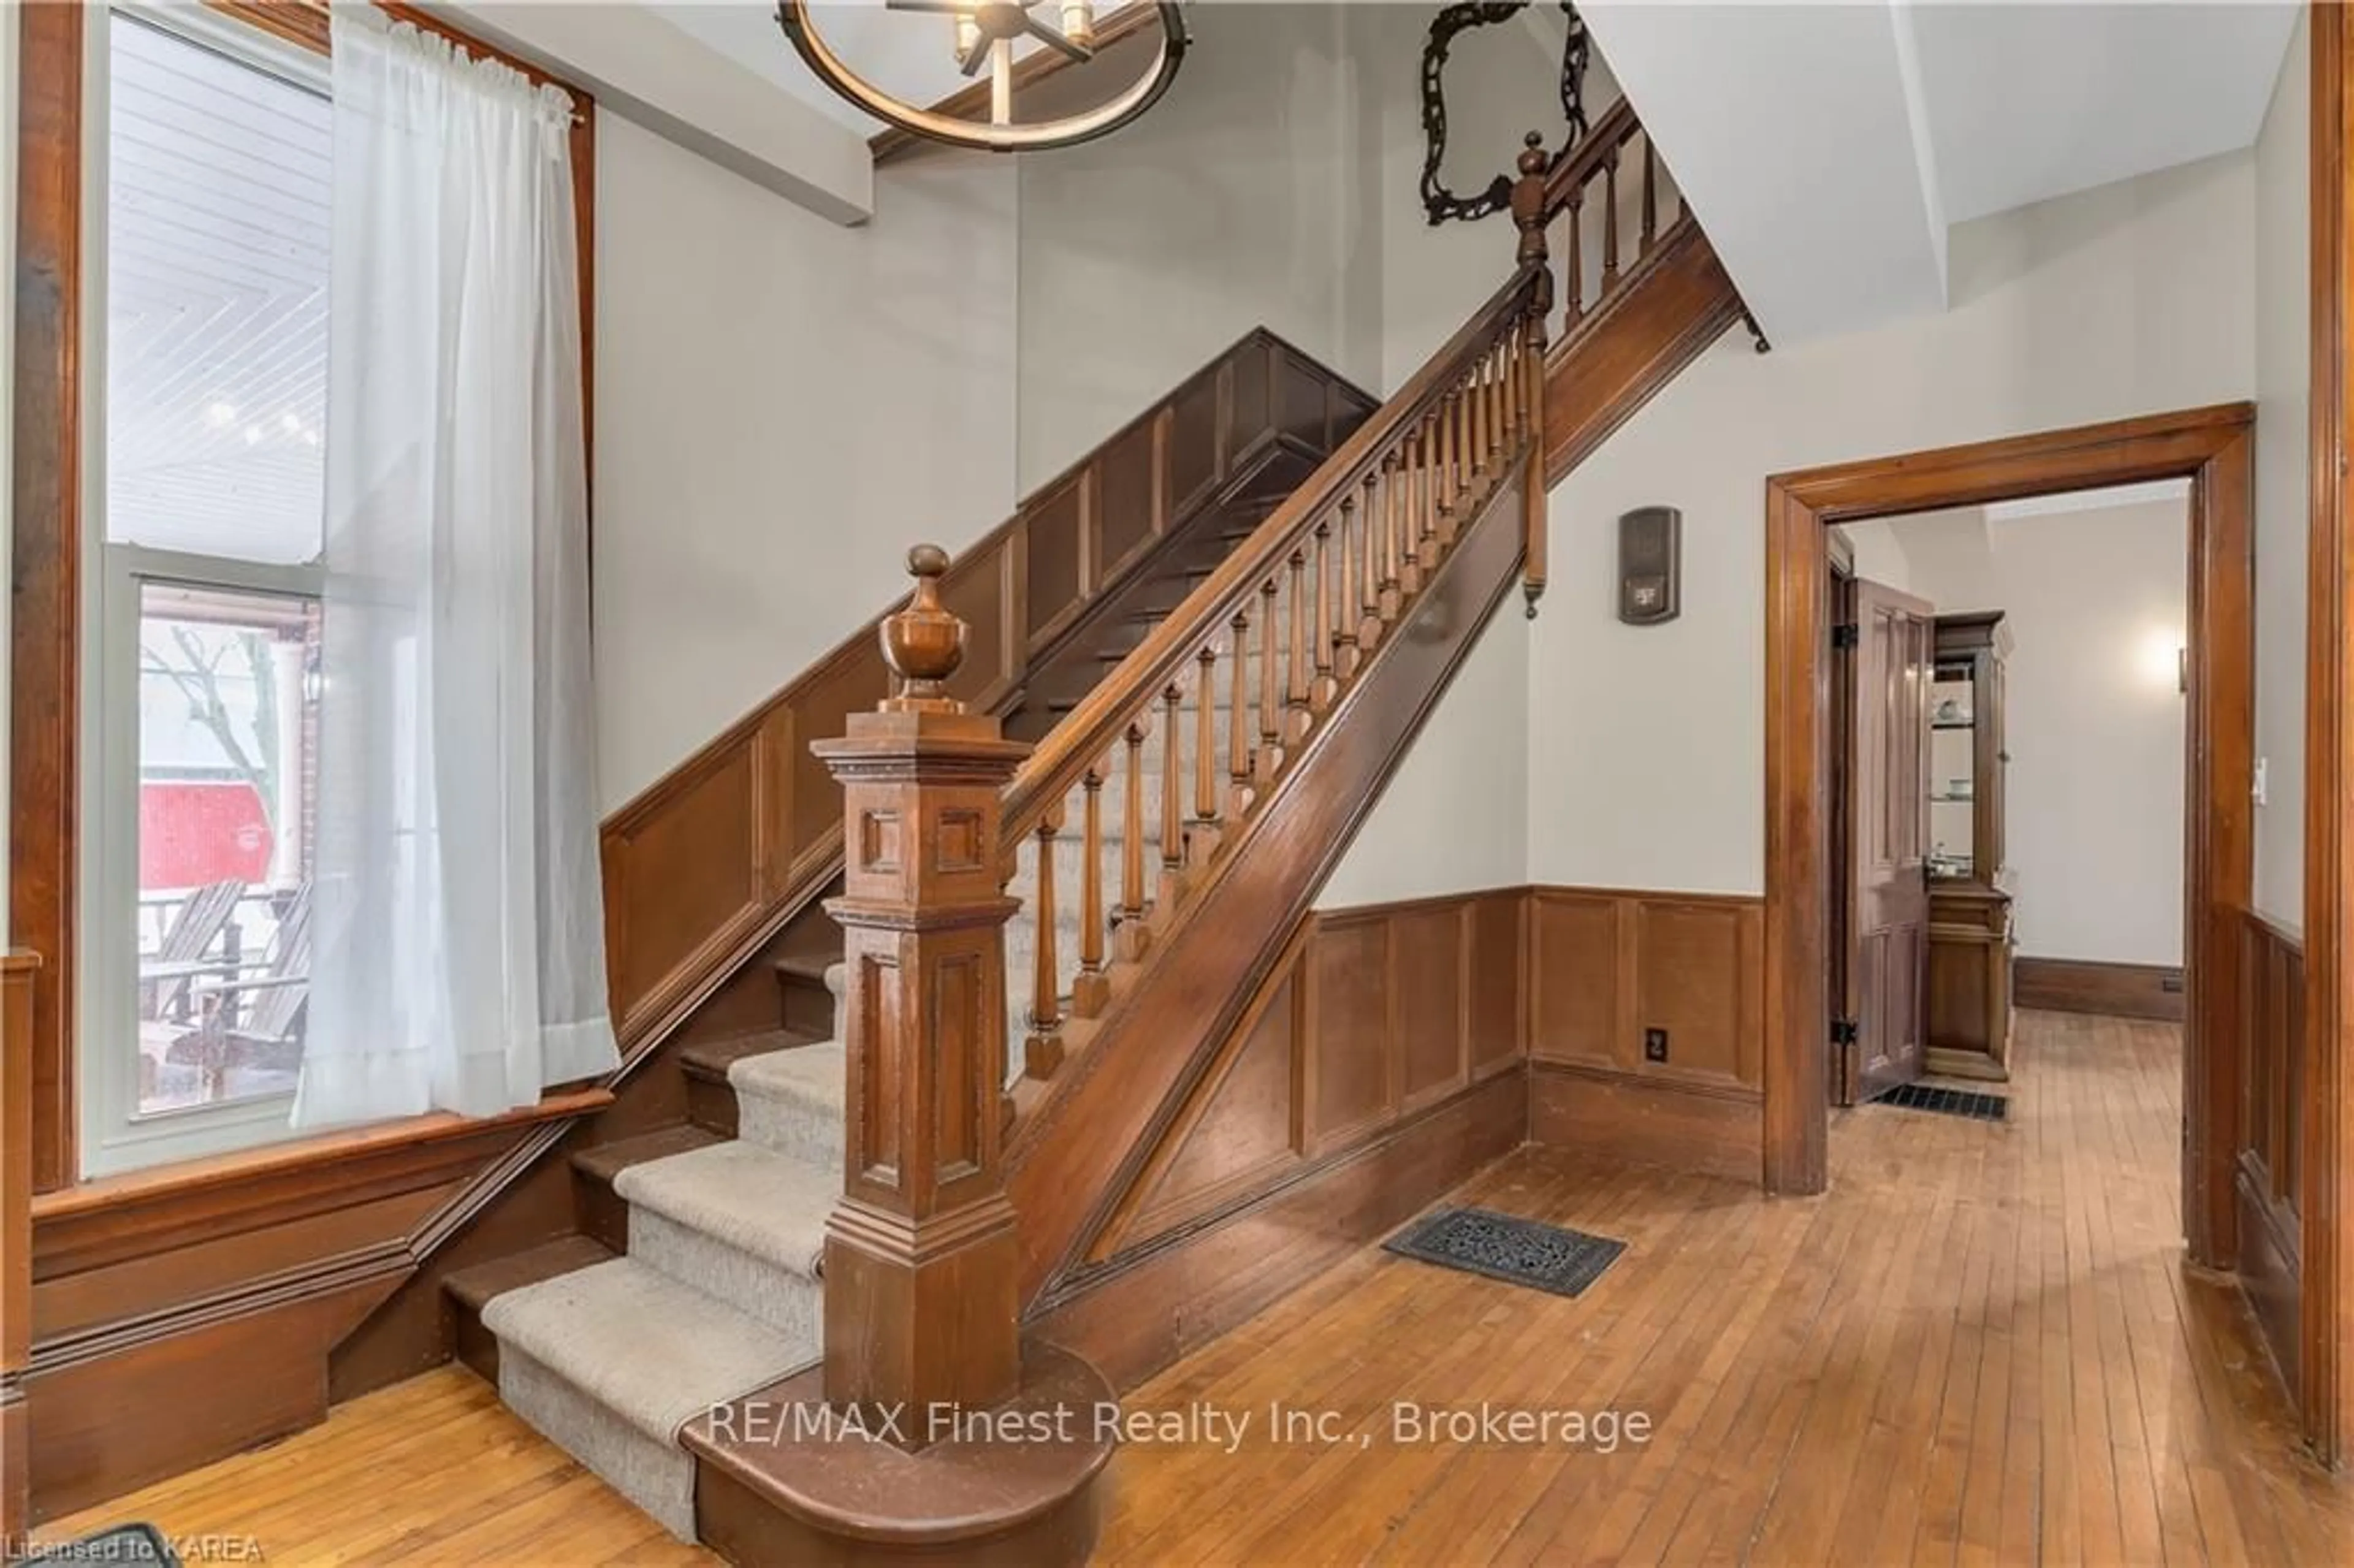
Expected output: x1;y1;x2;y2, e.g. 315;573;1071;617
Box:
1618;506;1682;625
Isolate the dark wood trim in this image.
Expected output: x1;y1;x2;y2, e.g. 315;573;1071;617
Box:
867;1;1164;165
1761;405;2257;1351
13;0;83;1195
2013;957;2187;1021
28;1088;609;1280
2;953;40;1545
1034;1067;1528;1393
2306;0;2354;1468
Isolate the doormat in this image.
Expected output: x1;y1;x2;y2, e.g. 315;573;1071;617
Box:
1383;1206;1625;1298
1873;1082;2008;1122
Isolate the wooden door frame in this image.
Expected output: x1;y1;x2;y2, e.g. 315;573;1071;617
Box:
2304;0;2354;1469
1762;405;2256;1225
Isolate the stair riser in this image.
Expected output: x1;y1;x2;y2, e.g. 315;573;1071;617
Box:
628;1207;825;1342
501;1349;699;1540
734;1089;847;1170
685;1072;738;1138
576;1168;630;1254
776;969;836;1040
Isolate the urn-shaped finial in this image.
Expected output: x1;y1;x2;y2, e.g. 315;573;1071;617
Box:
879;544;967;712
1517;129;1548;179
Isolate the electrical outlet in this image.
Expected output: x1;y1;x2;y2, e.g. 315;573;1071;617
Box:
2253;756;2269;807
1644;1027;1669;1063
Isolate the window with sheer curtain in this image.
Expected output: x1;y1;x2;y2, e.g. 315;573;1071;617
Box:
85;3;614;1176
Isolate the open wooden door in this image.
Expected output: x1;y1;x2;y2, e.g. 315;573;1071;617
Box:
1840;579;1935;1103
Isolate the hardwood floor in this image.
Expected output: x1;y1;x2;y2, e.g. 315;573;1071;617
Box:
36;1010;2348;1564
1100;1010;2348;1565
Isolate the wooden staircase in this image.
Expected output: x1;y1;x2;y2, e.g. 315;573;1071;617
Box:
349;96;1751;1565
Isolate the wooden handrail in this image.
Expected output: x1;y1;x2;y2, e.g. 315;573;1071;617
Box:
1000;264;1545;842
1543;96;1640;212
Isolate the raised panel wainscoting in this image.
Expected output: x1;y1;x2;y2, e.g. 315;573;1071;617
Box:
2234;907;2304;1389
1526;887;1766;1182
1040;889;1528;1392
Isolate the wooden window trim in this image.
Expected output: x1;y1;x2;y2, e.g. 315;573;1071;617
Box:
9;0;599;1195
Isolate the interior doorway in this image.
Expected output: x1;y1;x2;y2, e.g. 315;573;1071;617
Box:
1824;488;2193;1108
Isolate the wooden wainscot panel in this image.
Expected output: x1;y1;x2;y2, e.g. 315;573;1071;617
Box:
1305;911;1398;1151
1527;886;1766;1183
2234;907;2304;1386
1061;889;1531;1383
1528;889;1620;1068
1024;470;1091;651
3;954;39;1544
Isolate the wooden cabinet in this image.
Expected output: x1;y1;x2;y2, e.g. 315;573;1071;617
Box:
1925;612;2015;1078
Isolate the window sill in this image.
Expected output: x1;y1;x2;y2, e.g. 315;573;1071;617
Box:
31;1086;612;1278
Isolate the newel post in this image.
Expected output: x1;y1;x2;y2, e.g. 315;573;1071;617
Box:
811;544;1029;1422
1512;131;1553;618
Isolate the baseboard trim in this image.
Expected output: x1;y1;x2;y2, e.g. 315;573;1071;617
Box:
2014;957;2185;1021
1527;1059;1762;1184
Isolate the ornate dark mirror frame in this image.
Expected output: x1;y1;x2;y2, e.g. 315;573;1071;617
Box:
1421;1;1588;226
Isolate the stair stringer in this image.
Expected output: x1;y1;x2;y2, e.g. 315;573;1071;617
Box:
1005;468;1530;1306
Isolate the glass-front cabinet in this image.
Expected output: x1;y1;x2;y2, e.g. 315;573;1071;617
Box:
1925;612;2015;1079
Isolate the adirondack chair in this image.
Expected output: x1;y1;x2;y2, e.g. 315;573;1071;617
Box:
137;878;246;1023
167;881;313;1100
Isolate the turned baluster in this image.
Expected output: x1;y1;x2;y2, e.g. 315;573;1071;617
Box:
1335;495;1359;668
1602;145;1621;297
1420;417;1444;550
1227;611;1251;794
1120;722;1147;920
1372;452;1396;604
1453;375;1472;504
1286;547;1309;712
1193;645;1218;823
1434;398;1455;520
1564;190;1585;332
1359;473;1382;628
1026;810;1062;1075
1393;444;1412;586
1490;342;1507;458
1258;578;1280;751
1472;354;1490;477
1074;765;1108;1015
1640;137;1658;256
1312;519;1334;692
1159;683;1183;875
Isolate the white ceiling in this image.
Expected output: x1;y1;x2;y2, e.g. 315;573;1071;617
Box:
1911;3;2300;225
1585;1;2301;346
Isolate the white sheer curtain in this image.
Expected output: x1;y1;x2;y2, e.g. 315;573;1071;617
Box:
294;12;618;1129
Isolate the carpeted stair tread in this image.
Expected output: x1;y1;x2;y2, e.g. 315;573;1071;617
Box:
613;1138;836;1277
570;1124;722;1188
479;1256;812;1447
447;1234;614;1313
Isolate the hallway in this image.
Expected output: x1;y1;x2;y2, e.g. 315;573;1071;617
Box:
1097;1010;2348;1564
34;1012;2348;1564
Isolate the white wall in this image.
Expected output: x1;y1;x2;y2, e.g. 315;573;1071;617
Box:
1531;150;2255;896
1877;502;2189;967
2253;10;2309;928
1317;603;1529;909
1015;4;1384;486
592;116;1019;809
